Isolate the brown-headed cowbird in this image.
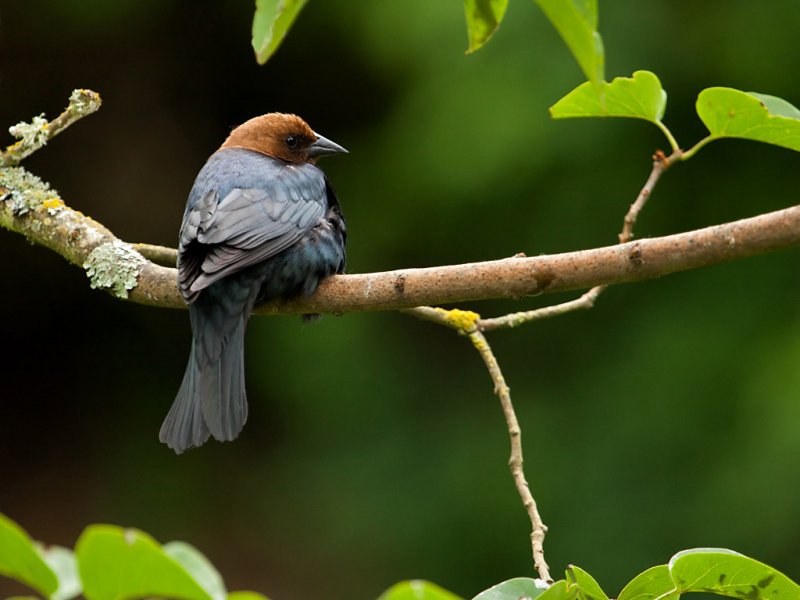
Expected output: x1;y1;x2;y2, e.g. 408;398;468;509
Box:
160;113;348;453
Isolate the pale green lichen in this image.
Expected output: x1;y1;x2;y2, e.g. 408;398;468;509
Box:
69;89;102;114
84;241;146;299
8;114;49;150
0;166;62;216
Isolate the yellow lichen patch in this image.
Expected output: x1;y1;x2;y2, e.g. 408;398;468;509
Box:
440;308;481;332
42;197;63;210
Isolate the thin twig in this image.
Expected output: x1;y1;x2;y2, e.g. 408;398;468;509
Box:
1;89;102;166
479;149;677;331
403;306;552;581
619;149;676;244
467;329;551;582
479;285;605;331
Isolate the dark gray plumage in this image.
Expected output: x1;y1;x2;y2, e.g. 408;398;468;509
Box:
160;114;347;453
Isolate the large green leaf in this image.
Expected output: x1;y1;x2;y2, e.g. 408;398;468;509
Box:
251;0;309;64
550;70;676;149
534;0;604;86
75;525;212;600
565;566;608;600
550;70;666;122
377;580;463;600
669;548;800;598
463;0;508;54
537;580;570;600
617;565;677;600
163;542;226;600
0;513;58;598
620;548;800;600
472;577;546;599
696;87;800;152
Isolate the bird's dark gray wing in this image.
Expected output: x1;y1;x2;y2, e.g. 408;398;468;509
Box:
178;172;326;300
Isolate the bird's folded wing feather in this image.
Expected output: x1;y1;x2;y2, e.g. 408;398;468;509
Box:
178;173;326;297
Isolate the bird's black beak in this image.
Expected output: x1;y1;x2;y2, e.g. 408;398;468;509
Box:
307;132;348;158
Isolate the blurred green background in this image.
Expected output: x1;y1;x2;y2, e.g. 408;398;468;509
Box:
2;1;800;598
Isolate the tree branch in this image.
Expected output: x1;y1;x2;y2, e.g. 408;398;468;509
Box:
3;92;798;315
3;168;800;312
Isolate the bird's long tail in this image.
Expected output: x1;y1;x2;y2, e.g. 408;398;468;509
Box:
160;280;254;453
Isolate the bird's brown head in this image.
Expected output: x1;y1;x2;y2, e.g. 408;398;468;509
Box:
220;113;348;164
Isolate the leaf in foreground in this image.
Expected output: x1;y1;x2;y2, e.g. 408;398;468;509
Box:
0;513;58;598
251;0;309;64
378;580;463;600
565;565;609;600
534;0;604;86
472;577;546;600
463;0;509;54
75;525;212;600
163;541;227;600
619;548;800;600
696;87;800;152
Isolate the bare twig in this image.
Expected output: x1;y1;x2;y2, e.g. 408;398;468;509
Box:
403;306;551;580
479;285;604;331
469;329;551;582
619;149;676;244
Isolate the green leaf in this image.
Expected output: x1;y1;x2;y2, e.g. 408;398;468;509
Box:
696;87;800;152
464;0;509;54
227;592;271;600
472;577;547;599
550;71;676;149
669;548;800;598
251;0;309;65
619;548;800;600
537;580;570;600
75;525;212;600
550;70;666;123
39;545;81;600
566;566;608;600
163;542;226;600
377;580;463;600
534;0;604;86
0;513;58;598
617;565;677;600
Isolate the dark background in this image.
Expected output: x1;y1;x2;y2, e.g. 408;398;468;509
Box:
2;1;800;598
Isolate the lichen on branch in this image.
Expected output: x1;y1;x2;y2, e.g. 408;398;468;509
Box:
84;241;147;299
1;89;102;167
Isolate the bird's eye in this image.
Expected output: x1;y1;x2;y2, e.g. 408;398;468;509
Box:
285;135;298;149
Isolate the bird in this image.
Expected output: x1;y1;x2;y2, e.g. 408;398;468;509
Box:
160;113;348;454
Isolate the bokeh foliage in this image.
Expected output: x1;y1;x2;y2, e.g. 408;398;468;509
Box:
1;1;800;599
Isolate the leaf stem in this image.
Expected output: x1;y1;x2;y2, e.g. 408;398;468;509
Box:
655;121;681;153
681;135;715;161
